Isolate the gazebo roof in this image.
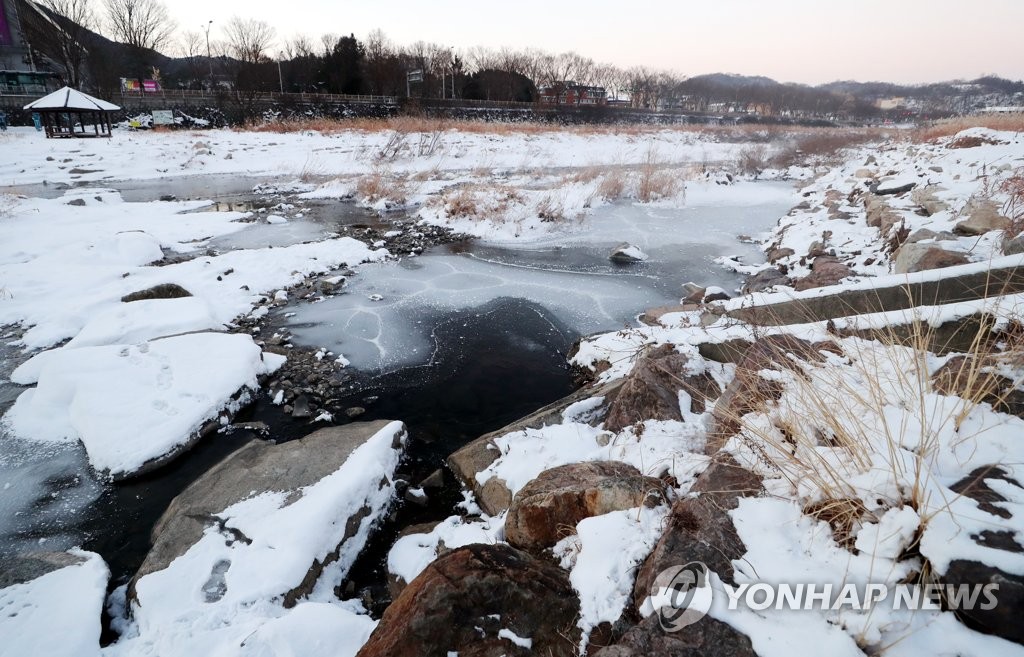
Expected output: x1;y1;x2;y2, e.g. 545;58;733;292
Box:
23;87;121;112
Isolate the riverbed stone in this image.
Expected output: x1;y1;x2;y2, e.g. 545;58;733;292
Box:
742;267;791;293
129;420;405;601
448;378;625;515
120;283;193;302
357;544;580;657
609;243;648;263
603;344;721;433
792;255;853;291
505;461;667;552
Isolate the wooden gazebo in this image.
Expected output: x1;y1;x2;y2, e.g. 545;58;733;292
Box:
23;87;120;138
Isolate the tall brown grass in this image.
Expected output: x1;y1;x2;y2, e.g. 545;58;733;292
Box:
911;113;1024;142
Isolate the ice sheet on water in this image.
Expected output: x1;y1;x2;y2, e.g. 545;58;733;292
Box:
0;436;102;555
206;218;333;251
484;181;797;251
285;253;679;371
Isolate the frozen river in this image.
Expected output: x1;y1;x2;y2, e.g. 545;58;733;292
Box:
0;179;796;584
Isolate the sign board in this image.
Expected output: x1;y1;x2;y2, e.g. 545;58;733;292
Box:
407;69;423;83
121;78;163;93
151;110;174;126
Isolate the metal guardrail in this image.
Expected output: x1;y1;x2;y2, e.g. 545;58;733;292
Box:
116;89;399;105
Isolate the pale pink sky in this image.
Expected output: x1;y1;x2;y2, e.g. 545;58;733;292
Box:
165;0;1024;85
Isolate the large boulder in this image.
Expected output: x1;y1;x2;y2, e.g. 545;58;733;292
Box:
792;256;853;291
130;420;405;601
448;378;624;516
893;243;969;274
941;466;1024;644
932;356;1024;417
632;457;762;609
955;199;1011;236
357;544;580;657
505;461;667;552
603;344;721;433
593;613;757;657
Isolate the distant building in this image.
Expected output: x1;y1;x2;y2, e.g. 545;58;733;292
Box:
539;81;607;106
0;0;59;94
875;97;906;111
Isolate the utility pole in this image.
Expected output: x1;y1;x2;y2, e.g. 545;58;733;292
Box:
204;20;214;90
278;59;284;93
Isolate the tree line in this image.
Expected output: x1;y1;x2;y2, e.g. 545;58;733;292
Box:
25;0;1013;118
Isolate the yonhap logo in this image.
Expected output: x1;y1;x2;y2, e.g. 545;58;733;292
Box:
649;561;714;632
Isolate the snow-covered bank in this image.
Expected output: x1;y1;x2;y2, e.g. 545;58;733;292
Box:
0;125;757;188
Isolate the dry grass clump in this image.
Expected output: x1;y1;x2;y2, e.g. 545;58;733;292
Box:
769;128;884;169
597;170;627;201
438;184;525;221
356;169;410;205
911;113;1024;143
725;301;1023;523
635;146;682;202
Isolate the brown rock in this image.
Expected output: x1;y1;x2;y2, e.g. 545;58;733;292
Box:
742;267;791;294
448;378;625;515
505;461;667;552
121;283;192;302
603;344;721;433
357;544;580;657
632;457;762;608
893;243;969;274
766;246;795;263
932;356;1024;417
792;256;853;291
594;613;757;657
955;199;1011;236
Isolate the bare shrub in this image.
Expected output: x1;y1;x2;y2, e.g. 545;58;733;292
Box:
378;130;408;161
536;195;565;222
737;143;770;175
297;153;326;182
444;188;478;218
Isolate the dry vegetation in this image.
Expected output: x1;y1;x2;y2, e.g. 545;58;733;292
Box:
724;298;1023;565
910;113;1024;142
355;169;411;206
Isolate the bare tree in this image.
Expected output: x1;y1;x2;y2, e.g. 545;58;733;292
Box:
28;0;96;88
103;0;175;51
223;16;275;64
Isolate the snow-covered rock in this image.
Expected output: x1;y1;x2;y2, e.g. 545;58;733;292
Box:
0;550;109;657
4;333;284;479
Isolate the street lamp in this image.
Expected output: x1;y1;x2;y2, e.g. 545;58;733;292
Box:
203;20;214;90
